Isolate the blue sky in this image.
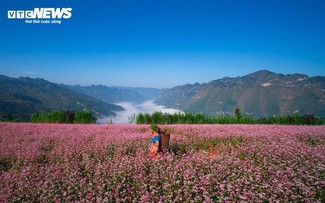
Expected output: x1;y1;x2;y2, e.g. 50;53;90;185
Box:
1;0;324;88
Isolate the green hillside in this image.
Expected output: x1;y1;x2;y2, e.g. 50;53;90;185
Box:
0;75;124;121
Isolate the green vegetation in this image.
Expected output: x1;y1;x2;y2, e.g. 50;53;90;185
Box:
30;110;97;124
256;114;323;125
0;113;23;122
132;110;323;125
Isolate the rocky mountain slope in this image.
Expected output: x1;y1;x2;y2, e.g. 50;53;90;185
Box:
156;70;325;118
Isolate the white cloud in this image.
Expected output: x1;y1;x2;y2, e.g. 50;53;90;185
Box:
97;100;182;124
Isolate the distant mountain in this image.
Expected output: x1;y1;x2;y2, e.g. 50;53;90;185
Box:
114;86;164;101
156;70;325;119
0;75;124;121
63;84;164;104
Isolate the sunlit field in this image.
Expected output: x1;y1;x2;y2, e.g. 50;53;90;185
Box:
0;123;324;202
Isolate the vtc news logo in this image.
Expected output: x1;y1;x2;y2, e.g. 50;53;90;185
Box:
8;8;72;19
7;8;72;24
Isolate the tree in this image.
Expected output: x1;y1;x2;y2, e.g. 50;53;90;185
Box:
235;107;242;120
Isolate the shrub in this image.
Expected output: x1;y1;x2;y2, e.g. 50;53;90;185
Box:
134;112;323;125
30;110;96;124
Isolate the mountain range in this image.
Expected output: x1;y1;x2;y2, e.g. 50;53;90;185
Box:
1;70;325;121
156;70;325;119
62;84;164;104
0;75;122;121
0;75;163;121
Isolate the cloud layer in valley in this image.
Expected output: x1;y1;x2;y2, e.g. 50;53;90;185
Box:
97;100;182;124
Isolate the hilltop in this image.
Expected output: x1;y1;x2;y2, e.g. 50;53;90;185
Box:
156;70;325;118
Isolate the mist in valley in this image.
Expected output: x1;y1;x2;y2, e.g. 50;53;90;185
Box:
97;100;182;124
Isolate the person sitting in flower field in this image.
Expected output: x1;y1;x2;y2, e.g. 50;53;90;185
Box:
149;124;164;159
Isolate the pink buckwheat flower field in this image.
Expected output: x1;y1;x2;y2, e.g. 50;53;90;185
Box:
0;123;324;202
